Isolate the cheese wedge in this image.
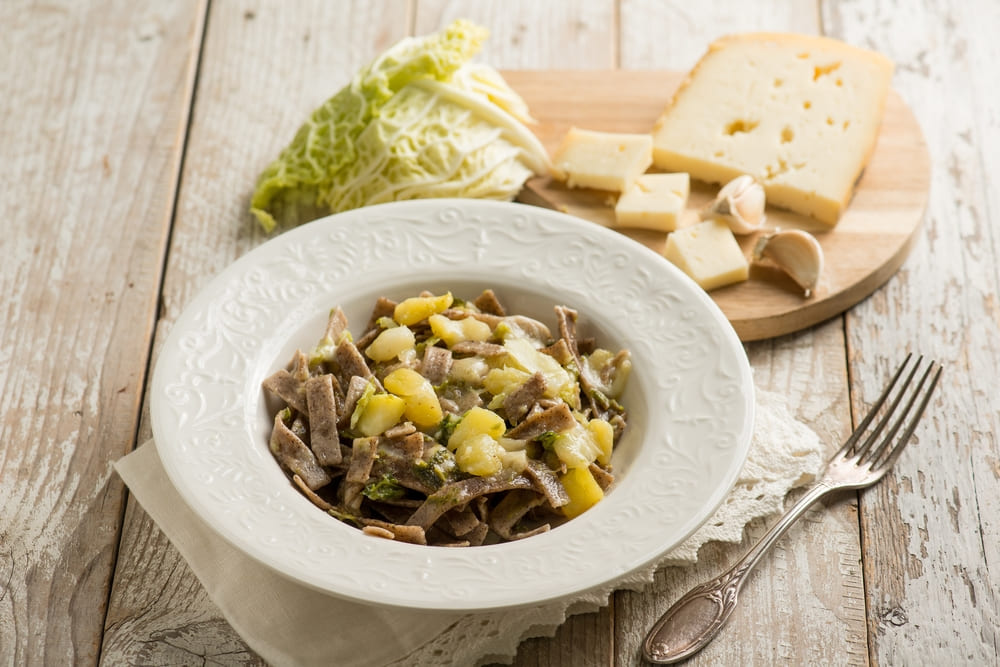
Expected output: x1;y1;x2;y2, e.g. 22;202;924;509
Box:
614;173;690;231
652;33;894;225
664;219;748;291
552;127;652;192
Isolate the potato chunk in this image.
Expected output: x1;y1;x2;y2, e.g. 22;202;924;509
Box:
393;292;454;326
587;419;614;466
354;393;406;436
455;433;504;476
384;367;443;428
428;314;493;347
447;407;508;476
448;407;506;448
552;423;605;469
365;325;415;362
560;466;605;518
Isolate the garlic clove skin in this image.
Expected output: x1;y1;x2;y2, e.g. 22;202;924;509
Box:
753;229;824;298
701;174;767;234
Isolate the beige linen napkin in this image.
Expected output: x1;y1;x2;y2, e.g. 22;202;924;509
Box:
115;388;823;666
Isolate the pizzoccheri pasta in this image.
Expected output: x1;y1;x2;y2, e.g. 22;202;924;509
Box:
262;289;631;546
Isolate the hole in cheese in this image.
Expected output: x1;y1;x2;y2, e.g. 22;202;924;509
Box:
781;126;794;143
765;158;790;180
813;62;842;81
724;119;759;135
803;100;812;109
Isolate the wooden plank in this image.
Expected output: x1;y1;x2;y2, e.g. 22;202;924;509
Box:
827;0;1000;663
611;2;863;665
0;0;206;664
618;0;822;71
413;0;618;68
100;1;411;664
510;69;930;341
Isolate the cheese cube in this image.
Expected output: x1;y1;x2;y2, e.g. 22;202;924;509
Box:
652;33;893;225
552;127;653;192
614;173;690;231
664;219;748;291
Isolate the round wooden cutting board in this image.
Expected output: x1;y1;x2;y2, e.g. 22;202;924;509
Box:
507;70;930;341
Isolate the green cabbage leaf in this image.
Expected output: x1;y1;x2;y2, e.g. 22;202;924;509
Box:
250;20;551;233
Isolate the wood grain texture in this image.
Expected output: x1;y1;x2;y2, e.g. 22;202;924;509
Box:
827;0;1000;663
103;492;266;666
0;1;205;664
618;0;822;71
512;69;930;341
414;0;617;68
100;1;412;664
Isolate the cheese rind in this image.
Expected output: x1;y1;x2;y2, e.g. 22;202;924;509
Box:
663;219;749;291
613;173;690;231
652;33;894;225
552;127;653;192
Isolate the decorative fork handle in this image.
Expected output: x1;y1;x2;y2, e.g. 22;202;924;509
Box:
643;480;836;664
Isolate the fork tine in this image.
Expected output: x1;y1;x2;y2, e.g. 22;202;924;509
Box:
867;361;942;470
855;355;927;463
836;353;915;459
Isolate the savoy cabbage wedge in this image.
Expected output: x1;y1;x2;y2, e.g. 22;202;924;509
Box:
250;20;551;233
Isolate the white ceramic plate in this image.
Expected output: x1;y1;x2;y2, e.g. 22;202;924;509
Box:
151;199;754;611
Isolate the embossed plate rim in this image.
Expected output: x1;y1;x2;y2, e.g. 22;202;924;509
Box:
150;199;754;611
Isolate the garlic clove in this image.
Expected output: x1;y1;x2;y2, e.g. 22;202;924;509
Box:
753;229;824;298
701;174;767;234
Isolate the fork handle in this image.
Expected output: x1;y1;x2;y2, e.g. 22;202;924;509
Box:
642;481;836;664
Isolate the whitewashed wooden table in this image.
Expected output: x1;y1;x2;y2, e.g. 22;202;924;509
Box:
3;1;996;664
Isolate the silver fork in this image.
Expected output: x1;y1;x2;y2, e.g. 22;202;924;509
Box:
643;354;942;664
